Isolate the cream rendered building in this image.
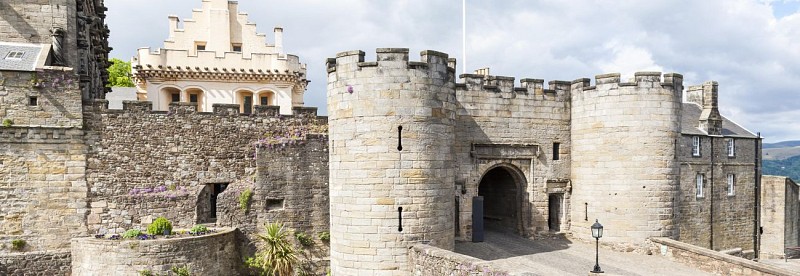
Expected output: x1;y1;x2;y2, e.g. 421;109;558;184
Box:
132;0;307;114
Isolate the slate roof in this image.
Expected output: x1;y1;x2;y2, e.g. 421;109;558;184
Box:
681;102;758;138
0;42;46;71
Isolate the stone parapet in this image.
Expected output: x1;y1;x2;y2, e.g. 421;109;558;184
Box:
408;244;511;276
71;228;240;275
650;237;795;276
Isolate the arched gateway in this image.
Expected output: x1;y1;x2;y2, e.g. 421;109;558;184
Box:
477;165;526;236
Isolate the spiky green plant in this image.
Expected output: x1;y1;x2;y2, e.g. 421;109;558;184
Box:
251;222;298;276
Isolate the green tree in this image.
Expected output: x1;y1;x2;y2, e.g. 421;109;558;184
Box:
107;58;135;87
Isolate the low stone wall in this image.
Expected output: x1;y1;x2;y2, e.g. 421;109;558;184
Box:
71;228;240;275
0;250;71;276
650;237;794;276
408;244;510;276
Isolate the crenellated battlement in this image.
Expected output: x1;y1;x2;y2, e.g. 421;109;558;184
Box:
84;99;324;119
577;72;684;91
456;74;573;102
326;48;455;79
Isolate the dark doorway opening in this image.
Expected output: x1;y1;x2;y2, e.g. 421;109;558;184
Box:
548;193;563;232
478;167;519;234
197;183;228;224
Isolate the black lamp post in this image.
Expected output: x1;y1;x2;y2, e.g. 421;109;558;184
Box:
591;219;604;274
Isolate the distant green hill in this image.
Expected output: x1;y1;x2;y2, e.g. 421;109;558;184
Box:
763;155;800;181
763;140;800;149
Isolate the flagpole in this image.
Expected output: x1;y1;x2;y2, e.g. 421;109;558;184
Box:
462;0;466;74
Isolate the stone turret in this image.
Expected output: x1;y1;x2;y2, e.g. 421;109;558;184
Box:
326;48;456;275
569;72;684;249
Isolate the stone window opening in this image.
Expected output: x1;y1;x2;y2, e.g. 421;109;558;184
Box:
28;96;38;106
185;88;205;112
195;41;206;52
5;51;24;60
692;136;701;157
238;91;255;114
726;174;735;196
170;93;180;103
726;138;735;157
552;142;560;160
696;173;705;198
232;43;242;52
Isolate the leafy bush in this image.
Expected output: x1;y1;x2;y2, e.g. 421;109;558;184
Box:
2;119;13;128
137;270;153;276
190;225;208;234
147;217;173;235
239;188;253;212
171;264;190;276
10;239;25;250
294;232;313;247
246;222;298;276
122;229;143;239
317;231;330;242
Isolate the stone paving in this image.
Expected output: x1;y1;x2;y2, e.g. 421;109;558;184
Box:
455;230;710;276
760;258;800;272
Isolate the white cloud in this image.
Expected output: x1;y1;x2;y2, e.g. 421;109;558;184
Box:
105;0;800;142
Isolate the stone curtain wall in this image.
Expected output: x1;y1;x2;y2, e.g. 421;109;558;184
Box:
649;237;794;276
0;250;71;276
677;135;757;251
216;137;330;273
327;49;456;275
0;69;86;254
0;70;83;127
71;228;240;275
454;74;572;238
408;244;511;276
569;73;684;248
82;100;327;234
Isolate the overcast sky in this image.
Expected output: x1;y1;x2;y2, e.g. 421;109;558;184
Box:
106;0;800;143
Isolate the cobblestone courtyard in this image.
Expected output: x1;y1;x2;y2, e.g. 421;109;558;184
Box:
455;230;710;275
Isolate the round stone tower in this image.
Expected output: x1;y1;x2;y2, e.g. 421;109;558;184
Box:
569;72;683;248
326;48;456;275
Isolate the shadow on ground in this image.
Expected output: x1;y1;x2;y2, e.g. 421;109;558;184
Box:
455;226;572;261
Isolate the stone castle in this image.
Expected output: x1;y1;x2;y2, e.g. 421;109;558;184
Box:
0;0;785;275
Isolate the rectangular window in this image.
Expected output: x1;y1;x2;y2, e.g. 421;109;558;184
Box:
5;51;24;60
243;95;253;114
232;44;242;52
260;96;269;106
553;142;560;161
189;94;198;103
28;96;37;106
195;42;206;52
692;136;701;157
727;174;735;196
170;93;180;103
696;173;704;198
727;138;735;157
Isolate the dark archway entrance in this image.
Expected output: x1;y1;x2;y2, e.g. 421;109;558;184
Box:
478;167;520;234
196;183;227;224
